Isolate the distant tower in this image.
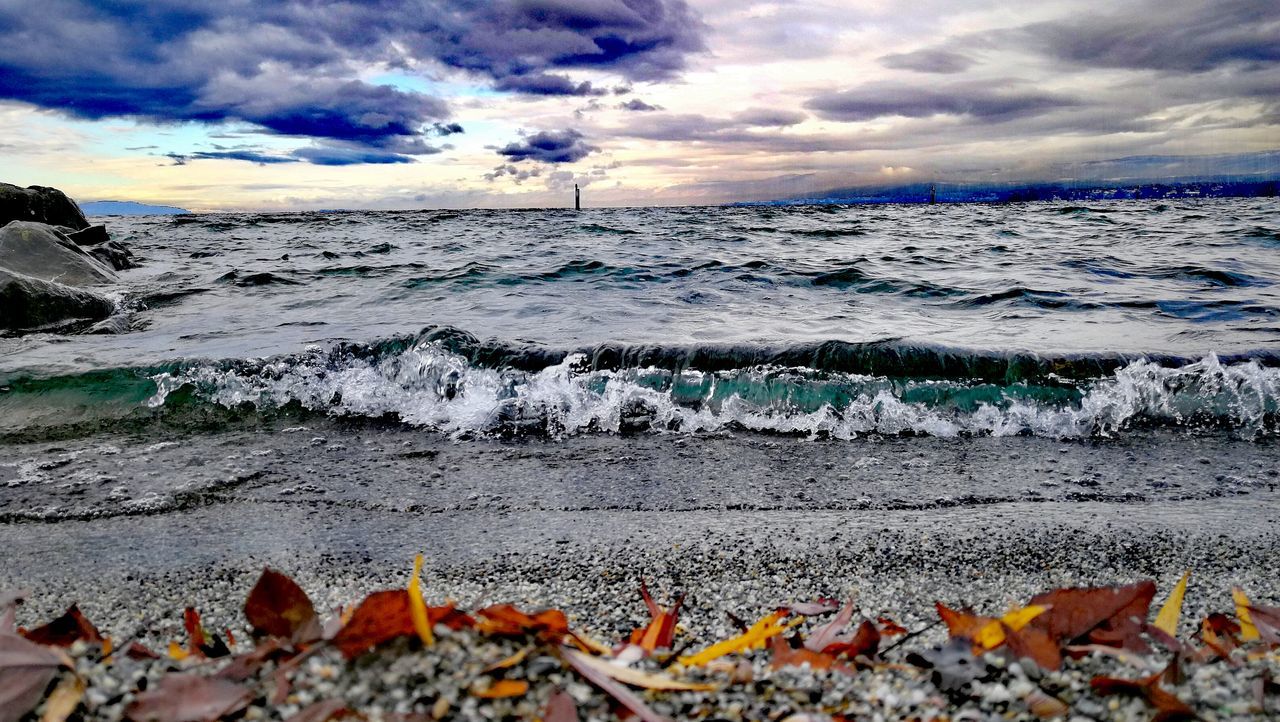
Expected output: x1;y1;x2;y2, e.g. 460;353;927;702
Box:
575;183;581;210
929;183;937;205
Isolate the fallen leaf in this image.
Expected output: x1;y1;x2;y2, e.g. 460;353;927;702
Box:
183;607;206;653
1091;670;1196;722
244;568;320;642
974;606;1047;651
1200;613;1241;661
1030;581;1155;652
285;699;351;722
629;583;683;653
408;554;435;647
1232;587;1260;642
1023;686;1069;719
483;645;532;673
770;637;852;673
40;673;85;722
877;617;908;636
562;648;717;691
126;642;161;661
805;599;854;653
542;688;580;722
331;591;415;659
822;620;880;661
124;674;250;722
1244;601;1280;645
935;603;991;641
476;605;569;643
680;611;799;667
1001;622;1061;671
472;679;529;699
23;605;103;647
562;648;672;722
787;599;840;616
1153;572;1190;638
0;633;66;722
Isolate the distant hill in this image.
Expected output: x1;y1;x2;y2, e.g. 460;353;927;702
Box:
81;200;190;216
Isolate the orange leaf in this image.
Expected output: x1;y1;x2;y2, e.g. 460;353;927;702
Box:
472;679;529;699
1091;671;1196;721
331;590;416;659
936;602;992;641
1001;622;1062;671
630;584;683;653
244;568;320;642
476;605;568;642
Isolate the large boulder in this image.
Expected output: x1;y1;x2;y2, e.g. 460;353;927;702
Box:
0;183;90;231
0;220;118;286
0;268;114;332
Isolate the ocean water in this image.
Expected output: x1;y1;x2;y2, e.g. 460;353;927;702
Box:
2;198;1280;440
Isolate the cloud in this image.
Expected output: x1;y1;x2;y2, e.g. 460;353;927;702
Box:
498;129;598;163
485;164;542;183
494;73;606;96
619;98;664;112
1014;0;1280;73
733;108;806;127
0;0;705;153
879;49;976;74
805;82;1078;122
432;122;465;136
291;146;417;166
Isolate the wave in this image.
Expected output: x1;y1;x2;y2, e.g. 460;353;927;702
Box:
6;328;1274;440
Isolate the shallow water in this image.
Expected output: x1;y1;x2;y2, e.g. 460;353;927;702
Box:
2;199;1279;439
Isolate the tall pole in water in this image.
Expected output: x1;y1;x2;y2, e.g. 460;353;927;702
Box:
929;183;937;205
575;183;580;211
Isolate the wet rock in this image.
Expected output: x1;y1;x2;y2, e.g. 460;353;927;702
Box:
66;224;110;246
0;183;90;230
0;267;114;333
0;220;118;286
88;240;140;271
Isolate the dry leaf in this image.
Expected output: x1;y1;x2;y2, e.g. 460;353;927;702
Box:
681;611;799;667
0;633;66;722
629;583;683;653
23;605;103;647
542;688;580;722
1091;671;1196;722
244;568;320;642
1153;572;1190;638
1232;588;1260;642
472;679;529;699
1030;582;1155;651
331;590;416;659
476;605;569;642
562;648;672;722
40;673;85;722
562;648;717;691
285;699;351;722
124;674;250;722
408;554;435;647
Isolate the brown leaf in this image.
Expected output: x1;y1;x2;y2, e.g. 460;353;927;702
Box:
0;633;66;722
1091;671;1197;722
770;637;852;673
244;568;320;642
23;605;103;647
1029;581;1155;649
183;608;206;651
1001;622;1061;671
124;674;251;722
822;620;880;661
542;688;580;722
629;583;683;653
125;642;161;661
935;602;992;641
562;648;672;722
286;699;351;722
331;590;415;659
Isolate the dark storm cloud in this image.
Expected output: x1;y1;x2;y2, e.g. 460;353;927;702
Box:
432;123;465;136
1015;0;1280;73
498;130;599;164
879;49;976;74
805;83;1078;122
291;146;418;166
494;73;606;97
0;0;704;157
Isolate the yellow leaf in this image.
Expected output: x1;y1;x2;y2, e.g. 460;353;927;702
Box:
976;605;1047;650
562;648;718;691
1153;571;1190;637
472;679;529;698
166;640;189;661
483;645;532;673
679;611;801;667
1233;587;1260;641
41;674;85;722
409;553;435;647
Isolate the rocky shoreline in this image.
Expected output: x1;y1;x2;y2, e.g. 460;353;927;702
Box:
0;183;139;334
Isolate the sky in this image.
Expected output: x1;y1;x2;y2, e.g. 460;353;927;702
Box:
0;0;1277;211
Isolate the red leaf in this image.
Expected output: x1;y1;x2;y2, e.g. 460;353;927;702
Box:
244;568;320;642
124;674;250;722
476;604;568;642
331;590;416;659
823;620;881;661
22;605;103;647
125;642;161;661
183;607;206;657
629;584;683;653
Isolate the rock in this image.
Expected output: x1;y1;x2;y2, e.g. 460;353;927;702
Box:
0;268;114;333
0;221;118;286
0;183;90;230
66;224;110;246
88;240;140;271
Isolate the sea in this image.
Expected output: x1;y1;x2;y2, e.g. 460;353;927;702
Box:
2;198;1279;442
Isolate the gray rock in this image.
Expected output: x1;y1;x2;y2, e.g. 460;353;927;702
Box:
0;220;118;286
0;267;114;332
0;183;89;230
66;224;110;246
88;240;140;271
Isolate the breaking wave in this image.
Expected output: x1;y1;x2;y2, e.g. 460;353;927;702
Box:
124;329;1280;440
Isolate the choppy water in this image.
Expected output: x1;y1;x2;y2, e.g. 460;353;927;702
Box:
3;199;1280;439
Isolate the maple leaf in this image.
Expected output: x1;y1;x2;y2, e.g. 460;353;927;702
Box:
243;568;320;643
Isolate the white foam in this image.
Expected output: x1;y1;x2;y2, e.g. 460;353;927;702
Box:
145;342;1280;439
